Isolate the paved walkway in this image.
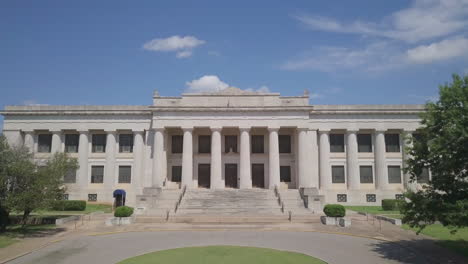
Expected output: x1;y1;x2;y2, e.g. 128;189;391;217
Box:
1;213;467;264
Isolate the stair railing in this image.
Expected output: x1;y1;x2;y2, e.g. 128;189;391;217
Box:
174;185;187;214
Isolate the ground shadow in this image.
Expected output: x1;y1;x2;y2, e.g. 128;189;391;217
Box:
371;238;468;264
2;225;66;239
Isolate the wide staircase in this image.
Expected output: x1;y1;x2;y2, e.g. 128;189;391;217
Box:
136;188;317;224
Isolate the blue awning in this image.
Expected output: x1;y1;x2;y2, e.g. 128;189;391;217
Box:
113;189;126;198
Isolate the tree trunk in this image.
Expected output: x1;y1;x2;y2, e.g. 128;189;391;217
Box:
21;209;31;227
0;207;8;233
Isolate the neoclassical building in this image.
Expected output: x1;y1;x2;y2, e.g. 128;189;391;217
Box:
1;88;427;206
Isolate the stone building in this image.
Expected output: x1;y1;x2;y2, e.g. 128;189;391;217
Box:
0;87;427;209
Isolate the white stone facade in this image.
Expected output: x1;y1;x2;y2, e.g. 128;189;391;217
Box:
0;88;425;205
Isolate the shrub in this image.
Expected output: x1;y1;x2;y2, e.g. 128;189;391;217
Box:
52;200;87;211
382;199;403;211
114;206;134;217
323;204;346;217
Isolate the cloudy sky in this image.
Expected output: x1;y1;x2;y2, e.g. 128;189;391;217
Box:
1;0;468;129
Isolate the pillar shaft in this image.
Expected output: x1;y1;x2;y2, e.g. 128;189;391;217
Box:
51;131;62;153
268;128;280;189
133;131;144;189
346;131;360;190
78;131;89;188
375;130;387;190
152;128;165;187
239;128;252;189
181;128;193;188
24;131;35;153
319;131;331;189
210;128;223;189
297;128;310;188
105;131;116;189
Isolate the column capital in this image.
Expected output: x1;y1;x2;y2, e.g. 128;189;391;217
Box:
268;127;280;132
297;127;310;132
104;129;117;133
346;128;359;133
210;127;223;132
22;129;35;134
181;127;193;132
76;128;89;133
153;127;165;132
133;130;145;134
239;127;251;132
49;129;62;133
375;128;387;133
318;129;331;133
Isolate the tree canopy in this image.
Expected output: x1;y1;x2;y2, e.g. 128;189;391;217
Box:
402;74;468;232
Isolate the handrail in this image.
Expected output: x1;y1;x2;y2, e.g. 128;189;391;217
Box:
174;185;187;214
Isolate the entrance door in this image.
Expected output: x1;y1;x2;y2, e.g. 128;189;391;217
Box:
225;163;238;188
251;163;265;188
198;164;211;188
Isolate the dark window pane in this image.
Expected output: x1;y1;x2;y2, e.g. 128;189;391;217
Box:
357;134;372;152
280;166;291;182
119;134;134;153
92;134;106;153
332;166;345;183
65;134;79;153
64;169;76;183
88;194;97;202
198;135;211;153
388;166;402;183
417;168;430;184
279;135;291;153
91;165;104;183
38;134;52;153
172;166;182;182
330;134;344;152
172;135;183;154
360;166;373;183
118;166;131;183
251;135;264;153
225;135;238;153
385;134;400;152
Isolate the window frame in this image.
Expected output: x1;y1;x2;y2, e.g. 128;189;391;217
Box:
251;135;264;154
37;134;52;153
330;133;345;153
279;135;292;154
171;135;183;154
91;165;104;184
359;165;374;184
119;134;134;153
64;134;79;153
92;134;107;153
118;165;132;184
198;135;211;154
385;133;401;152
357;134;372;153
280;166;291;182
387;165;402;184
64;168;77;184
224;135;238;153
331;165;346;183
171;165;182;182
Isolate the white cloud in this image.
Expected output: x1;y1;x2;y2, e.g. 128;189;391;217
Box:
407;37;468;63
143;35;205;58
294;0;468;43
185;75;229;92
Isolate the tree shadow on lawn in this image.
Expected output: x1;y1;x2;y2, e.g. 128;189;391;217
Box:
371;238;468;264
4;225;66;239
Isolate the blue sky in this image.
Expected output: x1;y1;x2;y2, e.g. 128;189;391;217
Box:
1;0;468;130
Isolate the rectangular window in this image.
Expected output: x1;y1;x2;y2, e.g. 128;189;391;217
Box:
92;134;106;153
65;134;79;153
91;165;104;183
385;134;400;152
330;134;345;152
119;134;134;153
225;135;238;153
417;168;430;184
279;135;291;153
172;135;183;154
388;165;402;184
280;166;291;182
198;135;211;153
251;135;264;153
360;166;374;183
118;166;131;183
332;165;345;183
357;134;372;152
38;134;52;153
64;169;76;183
172;166;182;182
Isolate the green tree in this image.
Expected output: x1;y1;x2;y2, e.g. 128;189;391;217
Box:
0;135;78;228
402;74;468;232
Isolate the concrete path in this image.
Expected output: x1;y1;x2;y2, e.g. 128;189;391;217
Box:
3;229;459;264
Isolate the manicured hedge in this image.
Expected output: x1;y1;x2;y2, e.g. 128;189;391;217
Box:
382;199;403;211
52;200;87;211
323;204;346;217
114;206;134;217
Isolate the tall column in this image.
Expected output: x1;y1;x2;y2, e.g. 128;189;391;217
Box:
268;127;280;189
23;131;35;153
51;130;62;153
152;128;165;188
181;128;193;188
78;130;89;188
374;130;388;190
105;131;116;189
133;131;145;189
308;129;319;188
297;128;310;188
346;130;360;190
319;130;331;189
210;127;223;189
239;127;252;189
402;130;416;191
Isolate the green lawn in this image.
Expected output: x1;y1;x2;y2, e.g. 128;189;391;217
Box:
118;246;327;264
402;224;468;258
344;206;401;216
31;203;112;216
0;224;57;249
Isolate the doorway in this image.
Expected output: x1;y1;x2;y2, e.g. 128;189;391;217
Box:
251;163;265;188
225;163;238;188
198;164;211;188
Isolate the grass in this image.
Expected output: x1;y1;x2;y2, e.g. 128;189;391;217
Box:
29;203;112;216
402;224;468;258
344;206;401;216
118;246;327;264
0;224;57;249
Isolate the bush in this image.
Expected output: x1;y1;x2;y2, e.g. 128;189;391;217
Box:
114;206;134;217
52;200;87;211
382;199;403;211
323;204;346;217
